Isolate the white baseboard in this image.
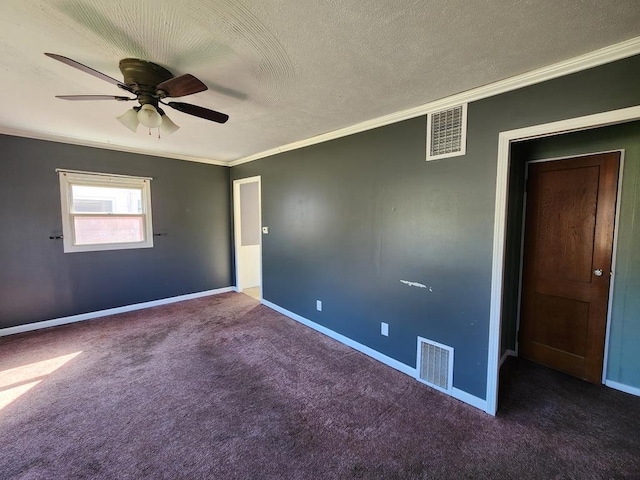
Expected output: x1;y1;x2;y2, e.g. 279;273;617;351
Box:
261;299;488;412
451;387;487;411
0;287;234;337
500;349;517;367
605;379;640;397
261;299;415;377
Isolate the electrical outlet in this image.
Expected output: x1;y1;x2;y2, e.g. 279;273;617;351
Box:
316;300;322;311
381;322;389;336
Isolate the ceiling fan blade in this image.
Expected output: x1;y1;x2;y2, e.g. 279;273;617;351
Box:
56;95;135;101
166;101;229;124
156;74;208;98
45;53;133;93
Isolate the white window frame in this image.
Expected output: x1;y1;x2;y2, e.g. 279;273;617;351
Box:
57;169;153;253
426;103;468;161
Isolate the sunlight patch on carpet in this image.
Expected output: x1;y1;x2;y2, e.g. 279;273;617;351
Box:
0;351;82;410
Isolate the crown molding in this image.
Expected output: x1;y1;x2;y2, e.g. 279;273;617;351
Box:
0;126;229;167
229;35;640;167
3;36;639;168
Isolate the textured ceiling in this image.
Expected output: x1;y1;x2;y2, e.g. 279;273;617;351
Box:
0;0;639;164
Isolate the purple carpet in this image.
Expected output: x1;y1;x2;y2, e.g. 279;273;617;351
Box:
1;293;639;479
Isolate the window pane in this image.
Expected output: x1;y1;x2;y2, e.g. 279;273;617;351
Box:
74;216;144;245
72;185;143;214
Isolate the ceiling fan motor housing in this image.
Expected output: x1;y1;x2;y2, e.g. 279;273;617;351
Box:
119;58;174;106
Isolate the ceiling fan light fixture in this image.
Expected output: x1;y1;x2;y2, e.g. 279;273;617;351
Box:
137;104;162;128
117;108;139;132
160;114;180;136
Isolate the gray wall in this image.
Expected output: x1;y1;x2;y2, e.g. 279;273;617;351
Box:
0;135;232;329
232;117;494;399
231;54;640;400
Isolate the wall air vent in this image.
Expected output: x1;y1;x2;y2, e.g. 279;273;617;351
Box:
426;104;467;161
416;337;454;393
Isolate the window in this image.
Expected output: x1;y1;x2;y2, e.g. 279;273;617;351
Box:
58;170;153;253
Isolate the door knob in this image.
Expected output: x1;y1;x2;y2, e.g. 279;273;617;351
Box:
593;269;603;277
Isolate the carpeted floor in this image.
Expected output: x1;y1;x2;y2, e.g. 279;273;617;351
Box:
1;292;639;479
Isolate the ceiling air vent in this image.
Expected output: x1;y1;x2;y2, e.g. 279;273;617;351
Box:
416;337;454;393
426;104;467;161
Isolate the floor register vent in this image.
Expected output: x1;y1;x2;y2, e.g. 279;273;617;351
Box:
416;337;454;393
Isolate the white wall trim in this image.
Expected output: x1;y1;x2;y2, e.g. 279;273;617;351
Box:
0;287;234;337
500;349;517;367
605;380;640;397
262;300;415;376
262;299;487;412
0;126;228;167
229;36;640;167
486;105;640;416
451;388;487;411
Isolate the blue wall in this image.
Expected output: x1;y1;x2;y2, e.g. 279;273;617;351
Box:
0;135;233;329
232;54;640;399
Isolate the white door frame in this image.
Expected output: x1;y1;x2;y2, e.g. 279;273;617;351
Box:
486;105;640;416
233;176;262;297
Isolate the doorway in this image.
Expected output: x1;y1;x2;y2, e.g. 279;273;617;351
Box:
233;176;262;300
485;106;640;416
518;152;620;383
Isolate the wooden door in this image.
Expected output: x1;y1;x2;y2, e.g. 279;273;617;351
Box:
519;152;619;383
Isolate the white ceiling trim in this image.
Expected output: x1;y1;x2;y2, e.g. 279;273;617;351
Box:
0;126;229;166
229;35;640;167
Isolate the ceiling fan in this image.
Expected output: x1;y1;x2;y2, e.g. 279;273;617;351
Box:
45;53;229;137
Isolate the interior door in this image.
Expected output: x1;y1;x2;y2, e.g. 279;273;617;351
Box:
234;178;261;293
519;152;619;383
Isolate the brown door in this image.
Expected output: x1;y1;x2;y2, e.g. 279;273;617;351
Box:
519;152;619;383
